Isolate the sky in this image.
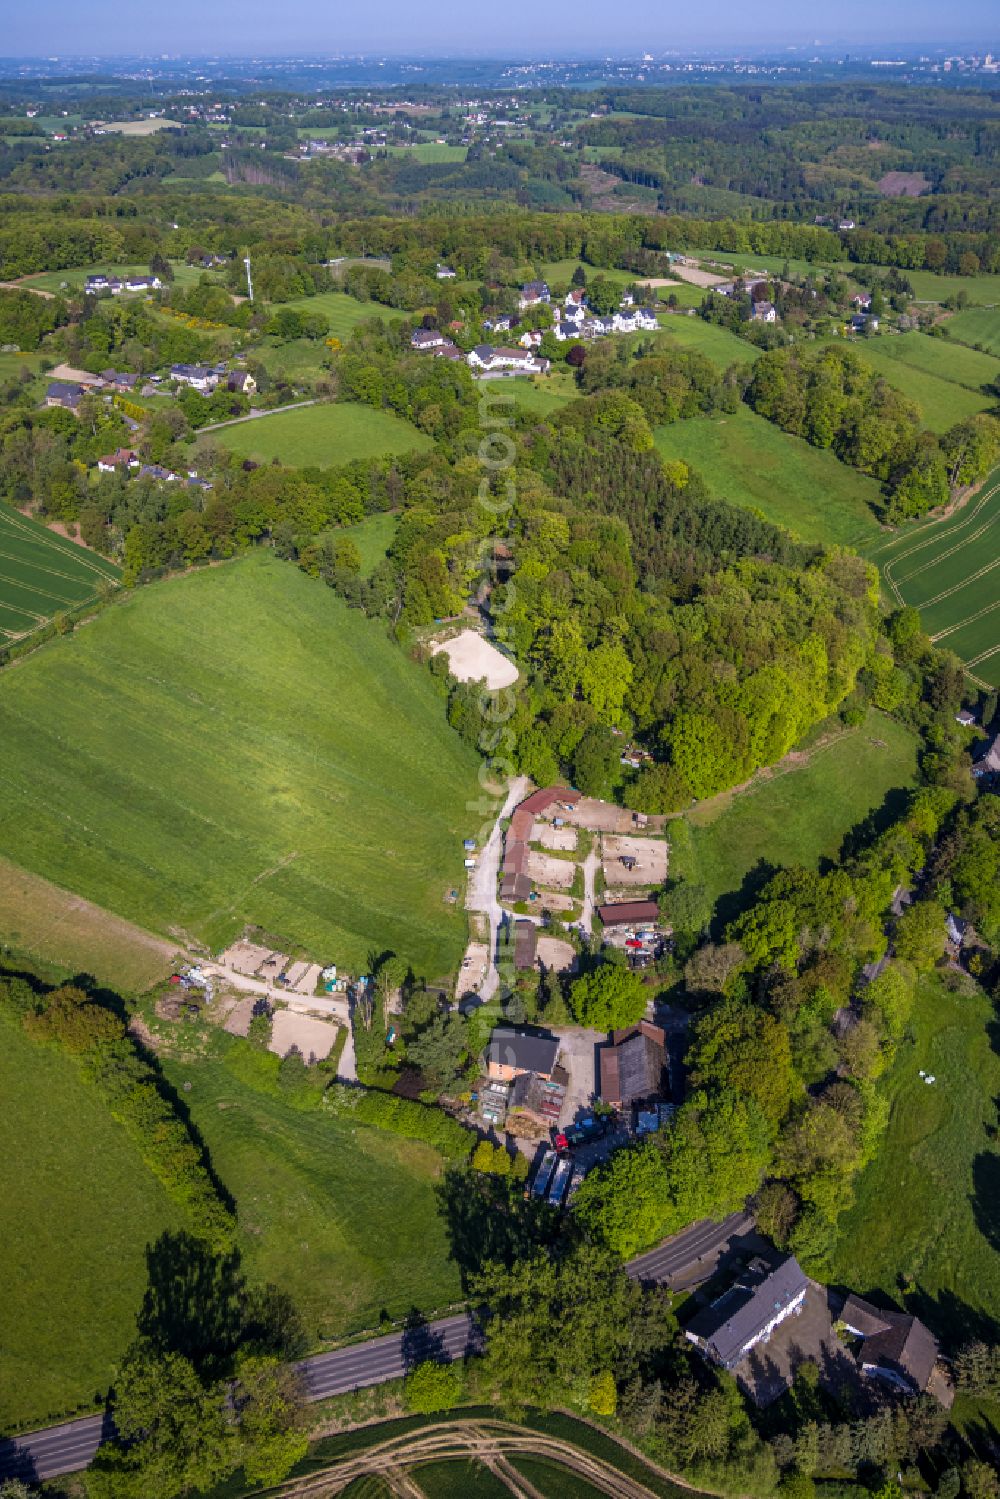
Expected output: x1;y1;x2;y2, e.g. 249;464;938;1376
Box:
0;0;996;57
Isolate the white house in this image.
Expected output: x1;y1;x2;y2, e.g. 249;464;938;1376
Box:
467;344;549;375
635;307;659;330
169;364;218;391
410;329;448;351
519;329;543;349
436;264;457;279
752;301;777;323
517;280;550;311
612;310;638;333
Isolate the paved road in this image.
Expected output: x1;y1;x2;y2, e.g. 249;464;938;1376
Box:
627;1211;755;1289
0;1315;482;1483
0;1209;748;1483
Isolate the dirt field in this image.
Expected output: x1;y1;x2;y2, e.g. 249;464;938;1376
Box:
601;834;669;889
878;171;930;197
47;363;102;385
536;937;576;974
527;850;576;890
664;264;730;288
99;118;183;134
456;940;489;997
533;822;578;851
430;629;519;688
220;994;254;1037
536;892;577;915
0;854;184;992
269;1009;340;1062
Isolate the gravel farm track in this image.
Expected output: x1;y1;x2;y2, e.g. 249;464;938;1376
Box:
271;1418;693;1498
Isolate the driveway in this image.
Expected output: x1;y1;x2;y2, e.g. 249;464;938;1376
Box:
552;1026;603;1126
465;775;529;1005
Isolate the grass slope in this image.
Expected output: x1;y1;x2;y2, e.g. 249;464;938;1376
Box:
867;470;1000;687
281;291;407;340
827;974;1000;1347
158;1028;462;1341
0;503;119;639
825;334;998;433
0;1012;180;1430
679;711;920;926
211;402;432;467
653;406;885;550
655;317;761;368
0;554;481;976
946;307;1000;357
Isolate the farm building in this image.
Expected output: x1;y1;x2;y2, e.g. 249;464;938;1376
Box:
597;899;660;928
600;1022;668;1111
513;920;538;971
410;328;449;351
839;1295;944;1400
485;1026;559;1083
46;381;85;411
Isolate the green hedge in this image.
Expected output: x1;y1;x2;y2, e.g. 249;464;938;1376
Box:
324;1083;472;1160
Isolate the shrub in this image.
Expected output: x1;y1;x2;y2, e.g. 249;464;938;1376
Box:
324;1083;472;1159
404;1359;464;1414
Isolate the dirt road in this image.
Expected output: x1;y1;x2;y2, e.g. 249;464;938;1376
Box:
204;962;356;1079
465;775;530;1005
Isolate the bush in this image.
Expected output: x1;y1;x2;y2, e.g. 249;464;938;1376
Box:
324;1083;472;1159
403;1359;464;1414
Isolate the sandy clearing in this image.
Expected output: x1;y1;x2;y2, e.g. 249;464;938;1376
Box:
527;850;575;890
647;265;729;288
602;834;668;888
99;119;183;134
269;1008;339;1062
456;940;490;998
47;362;102;385
431;629;519;688
0;280;56;299
536;937;576;974
533;822;577;851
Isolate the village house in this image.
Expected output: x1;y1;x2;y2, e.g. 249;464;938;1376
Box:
467;344;550;375
45;380;85;411
138;463;179;483
435;263;457;279
955;708;977;728
99;369;141;394
485;1026;559;1083
518;279;551;310
226;370;257;395
410;328;449;351
752;301;777;323
600;1022;668;1112
839;1294;946;1400
169;363;218;391
97;447;140;473
973;732;1000;778
851;293;873;311
685;1256;810;1372
850;313;880;333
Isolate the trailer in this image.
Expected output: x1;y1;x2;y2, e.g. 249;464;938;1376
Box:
530;1147;557;1199
547;1155;573;1208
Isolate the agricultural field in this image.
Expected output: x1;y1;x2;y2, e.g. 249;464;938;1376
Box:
255;335;330;382
98;117;182;134
947;307;1000;357
827;973;1000;1348
677;709;920;929
0;1012;180;1431
653;406;886;550
655;315;761;368
824;332;999;433
867;470;1000;687
381;143;469;163
281;290;407;340
535;259;636;288
157;1028;462;1344
0;854;184;992
0;504;120;641
0;554;481;977
210;401;433;468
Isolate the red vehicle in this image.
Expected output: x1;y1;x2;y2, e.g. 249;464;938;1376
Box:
553;1132;569;1151
625;938;642;949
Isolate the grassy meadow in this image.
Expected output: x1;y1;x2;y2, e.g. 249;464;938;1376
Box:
655;316;761;368
677;710;920;927
157;1028;462;1344
336;511;399;577
210;401;432;467
0;554;481;978
0;1012;180;1430
282;291;407;340
507;371;579;417
867;470;1000;687
828;973;1000;1348
946;307;1000;357
653;406;885;550
17;259;205;294
0;503;120;639
827;332;999;433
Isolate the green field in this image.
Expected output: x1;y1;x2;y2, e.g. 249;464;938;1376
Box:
653;406;886;549
256;336;330;382
825;332;998;433
507;371;579;417
511;1458;607;1497
868;470;1000;687
211;401;432;468
282;291;407;340
0;554;481;977
406;1460;510;1498
157;1028;462;1343
0;1011;180;1430
947;307;1000;356
828;973;1000;1348
655;316;761;368
678;710;920;925
18;259;205;294
535;260;637;288
0;504;120;640
382;143;469;163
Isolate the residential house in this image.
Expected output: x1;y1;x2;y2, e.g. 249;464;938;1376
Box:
600;1022;668;1111
973;732;1000;778
436;264;457;279
955;708;977;728
169;364;217;391
685;1256;810;1372
752;301;777;323
518;279;551;310
45;381;85;411
839;1295;944;1399
99;369;141;394
851;313;880;333
619;291;635;307
97;447;139;473
851;293;873;311
485;1026;559;1083
410;328;448;352
612;310;638;333
838;219;857;231
467;345;549;375
433;344;465;361
635;307;659;330
124;274;162;292
519;329;543;349
138;463;178;483
226;370;257;395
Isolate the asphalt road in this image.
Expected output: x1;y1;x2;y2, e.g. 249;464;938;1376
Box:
0;1219;749;1483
